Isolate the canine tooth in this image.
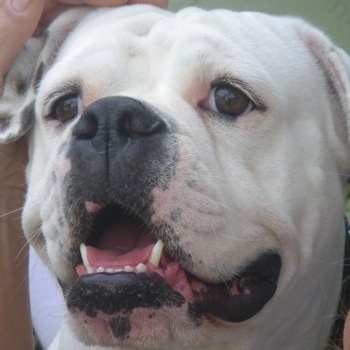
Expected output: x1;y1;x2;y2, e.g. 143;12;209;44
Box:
136;263;147;273
149;240;164;268
124;265;134;272
96;267;105;273
80;243;93;273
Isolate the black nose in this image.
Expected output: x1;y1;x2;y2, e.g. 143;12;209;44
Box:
73;96;167;144
66;96;178;213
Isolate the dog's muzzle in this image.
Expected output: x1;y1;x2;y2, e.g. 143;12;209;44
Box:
56;96;281;345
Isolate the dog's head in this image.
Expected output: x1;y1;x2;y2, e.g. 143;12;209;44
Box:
1;5;350;349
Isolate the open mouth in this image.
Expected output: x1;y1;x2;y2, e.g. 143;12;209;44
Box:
67;203;281;324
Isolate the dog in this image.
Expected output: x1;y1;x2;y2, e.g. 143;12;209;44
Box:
1;4;350;350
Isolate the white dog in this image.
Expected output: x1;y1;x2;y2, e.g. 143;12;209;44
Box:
1;5;349;350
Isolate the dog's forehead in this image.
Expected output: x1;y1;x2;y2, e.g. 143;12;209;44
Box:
38;6;320;110
55;7;302;70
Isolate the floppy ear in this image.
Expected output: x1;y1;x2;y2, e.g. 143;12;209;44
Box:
0;7;92;144
296;21;350;163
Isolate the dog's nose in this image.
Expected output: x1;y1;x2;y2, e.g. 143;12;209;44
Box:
67;95;177;208
72;96;167;143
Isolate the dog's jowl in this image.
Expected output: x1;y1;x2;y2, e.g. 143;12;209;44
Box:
1;5;350;350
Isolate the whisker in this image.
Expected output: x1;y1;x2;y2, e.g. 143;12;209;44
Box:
0;207;23;218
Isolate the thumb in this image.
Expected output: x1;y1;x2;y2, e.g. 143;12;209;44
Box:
0;0;45;86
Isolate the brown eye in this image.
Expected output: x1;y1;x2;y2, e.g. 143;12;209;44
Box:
205;84;254;117
52;95;80;122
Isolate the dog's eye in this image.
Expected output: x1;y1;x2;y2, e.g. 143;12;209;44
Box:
205;84;254;117
52;95;80;123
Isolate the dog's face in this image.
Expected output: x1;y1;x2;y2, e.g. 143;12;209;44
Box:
1;5;350;349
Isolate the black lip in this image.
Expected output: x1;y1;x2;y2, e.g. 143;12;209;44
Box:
66;272;185;317
191;252;281;322
64;252;281;324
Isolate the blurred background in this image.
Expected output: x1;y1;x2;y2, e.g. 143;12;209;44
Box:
169;0;350;52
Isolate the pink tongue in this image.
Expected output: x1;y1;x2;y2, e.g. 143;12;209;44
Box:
86;219;156;268
77;219;205;300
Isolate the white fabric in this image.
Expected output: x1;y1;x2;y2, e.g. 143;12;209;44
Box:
29;247;63;349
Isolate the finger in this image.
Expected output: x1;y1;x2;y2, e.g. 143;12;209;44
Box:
57;0;168;8
58;0;128;5
0;0;45;84
39;0;168;31
127;0;168;8
36;3;70;33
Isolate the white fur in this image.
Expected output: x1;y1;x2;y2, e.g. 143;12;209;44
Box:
1;5;350;350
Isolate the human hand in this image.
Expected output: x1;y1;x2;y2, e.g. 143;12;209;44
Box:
0;0;168;88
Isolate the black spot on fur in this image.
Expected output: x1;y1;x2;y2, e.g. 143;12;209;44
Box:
187;179;198;189
0;114;12;131
156;223;193;270
58;215;64;227
170;208;182;222
109;317;131;340
186;304;203;327
33;62;45;90
15;76;27;96
20;101;35;132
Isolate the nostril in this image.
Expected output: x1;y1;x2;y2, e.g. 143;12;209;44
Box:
73;112;99;139
72;96;168;144
121;113;166;139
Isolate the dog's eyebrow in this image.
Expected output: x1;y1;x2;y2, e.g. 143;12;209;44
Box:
44;81;82;107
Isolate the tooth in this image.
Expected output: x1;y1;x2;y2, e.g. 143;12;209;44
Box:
124;265;134;272
80;243;93;273
106;268;114;273
80;243;89;267
114;268;122;273
96;267;105;273
149;240;164;268
136;263;147;273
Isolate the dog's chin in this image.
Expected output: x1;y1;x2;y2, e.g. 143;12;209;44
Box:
56;204;281;347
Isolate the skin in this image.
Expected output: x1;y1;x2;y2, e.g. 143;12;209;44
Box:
0;1;167;349
346;311;350;350
0;0;348;349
